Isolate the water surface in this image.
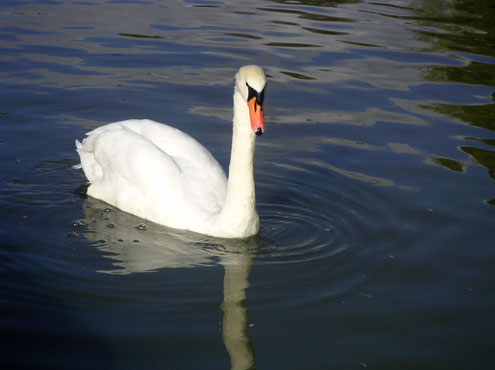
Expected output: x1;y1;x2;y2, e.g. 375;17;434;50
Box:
1;0;494;369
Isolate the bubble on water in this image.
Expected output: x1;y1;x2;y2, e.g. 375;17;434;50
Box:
67;231;79;238
104;208;111;213
107;223;115;229
71;219;85;228
136;223;147;231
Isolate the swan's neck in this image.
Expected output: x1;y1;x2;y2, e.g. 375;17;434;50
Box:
216;90;259;238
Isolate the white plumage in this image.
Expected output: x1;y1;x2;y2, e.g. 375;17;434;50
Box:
75;65;267;238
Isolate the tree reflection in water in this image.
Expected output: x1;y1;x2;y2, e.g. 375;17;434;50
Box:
413;0;495;180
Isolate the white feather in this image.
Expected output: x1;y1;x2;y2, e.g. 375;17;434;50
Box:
75;66;266;238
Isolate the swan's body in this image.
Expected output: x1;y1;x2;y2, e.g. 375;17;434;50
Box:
75;65;266;238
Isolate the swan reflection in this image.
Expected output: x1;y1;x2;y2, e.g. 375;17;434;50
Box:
81;197;256;369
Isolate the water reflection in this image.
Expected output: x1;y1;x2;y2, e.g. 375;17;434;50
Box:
410;0;495;178
422;92;495;132
80;197;255;369
221;252;255;370
460;146;495;179
412;0;494;57
2;0;494;367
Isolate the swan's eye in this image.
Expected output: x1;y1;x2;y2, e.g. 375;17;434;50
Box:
246;83;265;106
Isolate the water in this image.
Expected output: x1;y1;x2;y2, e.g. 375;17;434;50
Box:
1;0;494;369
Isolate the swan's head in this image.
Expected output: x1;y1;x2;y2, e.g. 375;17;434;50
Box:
235;65;266;136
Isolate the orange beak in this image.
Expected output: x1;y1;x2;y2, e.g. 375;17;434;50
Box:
248;97;265;136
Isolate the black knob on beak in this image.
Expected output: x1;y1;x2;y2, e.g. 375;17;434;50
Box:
255;127;263;136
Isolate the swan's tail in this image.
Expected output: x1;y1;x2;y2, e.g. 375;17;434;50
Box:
73;136;103;184
72;139;83;169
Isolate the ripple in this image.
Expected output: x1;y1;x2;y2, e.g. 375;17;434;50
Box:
254;161;389;268
71;155;393;276
259;202;344;264
78;198;261;273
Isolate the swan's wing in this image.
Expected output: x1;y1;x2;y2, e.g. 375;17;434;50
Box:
116;120;228;215
79;126;183;215
77;120;227;225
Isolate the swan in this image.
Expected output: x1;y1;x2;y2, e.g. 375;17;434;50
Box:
75;65;266;238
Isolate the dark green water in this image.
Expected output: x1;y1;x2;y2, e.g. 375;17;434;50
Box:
1;0;494;369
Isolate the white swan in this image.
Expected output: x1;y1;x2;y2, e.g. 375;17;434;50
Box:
75;65;266;238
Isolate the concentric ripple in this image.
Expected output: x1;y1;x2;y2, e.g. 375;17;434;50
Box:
253;161;393;267
70;159;395;275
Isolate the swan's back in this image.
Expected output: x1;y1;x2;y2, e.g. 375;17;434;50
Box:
76;119;227;230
